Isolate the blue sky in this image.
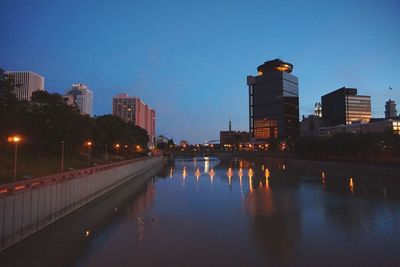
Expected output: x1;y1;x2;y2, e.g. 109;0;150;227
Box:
1;0;399;143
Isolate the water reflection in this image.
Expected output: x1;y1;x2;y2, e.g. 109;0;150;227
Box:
204;157;210;173
349;177;355;194
2;157;400;266
182;166;187;179
195;167;201;180
209;167;215;183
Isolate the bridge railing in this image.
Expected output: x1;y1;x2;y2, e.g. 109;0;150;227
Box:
0;156;152;196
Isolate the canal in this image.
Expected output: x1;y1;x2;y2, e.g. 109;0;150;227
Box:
1;156;400;266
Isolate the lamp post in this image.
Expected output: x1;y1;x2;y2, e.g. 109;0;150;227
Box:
61;141;65;172
124;144;128;158
8;135;22;180
115;144;120;156
85;141;92;165
104;144;108;163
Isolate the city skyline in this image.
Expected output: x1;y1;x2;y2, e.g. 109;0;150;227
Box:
1;0;399;143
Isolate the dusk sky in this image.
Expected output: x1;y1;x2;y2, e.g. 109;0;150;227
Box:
1;0;399;143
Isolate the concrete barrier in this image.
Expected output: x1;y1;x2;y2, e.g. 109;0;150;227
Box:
0;156;163;252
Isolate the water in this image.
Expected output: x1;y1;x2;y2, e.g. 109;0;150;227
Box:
1;156;400;266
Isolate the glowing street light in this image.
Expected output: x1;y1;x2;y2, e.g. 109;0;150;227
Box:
85;141;93;164
7;135;22;180
115;143;120;155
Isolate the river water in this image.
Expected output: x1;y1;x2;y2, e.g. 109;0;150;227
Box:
1;156;400;266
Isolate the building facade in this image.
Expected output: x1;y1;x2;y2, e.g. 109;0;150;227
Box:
319;119;400;136
300;115;323;137
5;71;44;100
220;131;250;146
385;99;397;119
112;94;156;143
64;83;93;116
321;87;371;126
247;59;299;140
314;102;322;117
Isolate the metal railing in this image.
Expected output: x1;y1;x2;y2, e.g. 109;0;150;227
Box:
0;156;156;196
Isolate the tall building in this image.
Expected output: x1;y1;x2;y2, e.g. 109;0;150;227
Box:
5;71;44;100
321;87;371;126
219;119;250;146
314;102;322;117
247;59;299;140
300;115;323;137
112;94;156;143
64;83;93;116
385;99;397;119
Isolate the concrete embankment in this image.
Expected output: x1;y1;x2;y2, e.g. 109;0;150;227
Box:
0;156;163;252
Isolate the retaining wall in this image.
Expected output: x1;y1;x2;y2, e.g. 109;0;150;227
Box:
0;156;162;252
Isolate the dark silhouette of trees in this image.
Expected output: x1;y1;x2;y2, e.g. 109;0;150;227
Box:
0;72;150;158
295;132;399;161
0;68;19;137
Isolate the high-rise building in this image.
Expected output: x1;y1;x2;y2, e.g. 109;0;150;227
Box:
385;99;397;119
112;94;156;143
314;102;322;117
64;83;93;116
321;87;371;126
5;71;45;100
247;59;299;140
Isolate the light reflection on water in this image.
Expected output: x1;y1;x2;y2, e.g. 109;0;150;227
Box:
1;156;400;267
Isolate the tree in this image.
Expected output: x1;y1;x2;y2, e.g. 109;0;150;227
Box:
0;68;19;137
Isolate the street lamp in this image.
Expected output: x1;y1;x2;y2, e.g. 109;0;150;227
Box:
7;135;22;180
104;144;108;163
115;144;120;155
85;141;93;164
61;141;65;172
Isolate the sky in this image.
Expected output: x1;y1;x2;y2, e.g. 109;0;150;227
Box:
1;0;399;143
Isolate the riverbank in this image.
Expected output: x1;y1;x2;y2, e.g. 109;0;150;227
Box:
0;156;163;252
0;148;146;184
215;151;400;176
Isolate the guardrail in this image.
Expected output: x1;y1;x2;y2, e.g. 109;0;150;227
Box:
0;155;163;252
0;156;152;196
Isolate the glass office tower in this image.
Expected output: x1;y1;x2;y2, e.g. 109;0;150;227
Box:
247;59;299;141
321;87;371;126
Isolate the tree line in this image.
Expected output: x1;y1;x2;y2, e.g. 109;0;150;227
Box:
294;132;400;161
0;69;149;157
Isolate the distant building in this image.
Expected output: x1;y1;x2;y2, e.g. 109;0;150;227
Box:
320;119;400;136
64;83;93;116
314;102;322;117
321;87;371;126
219;119;250;145
180;140;188;147
5;71;44;100
247;59;299;140
385;99;397;119
300;115;323;137
155;135;169;144
220;131;250;146
112;94;156;143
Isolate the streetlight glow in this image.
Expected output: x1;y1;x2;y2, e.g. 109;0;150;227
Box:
7;135;22;180
8;135;22;143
